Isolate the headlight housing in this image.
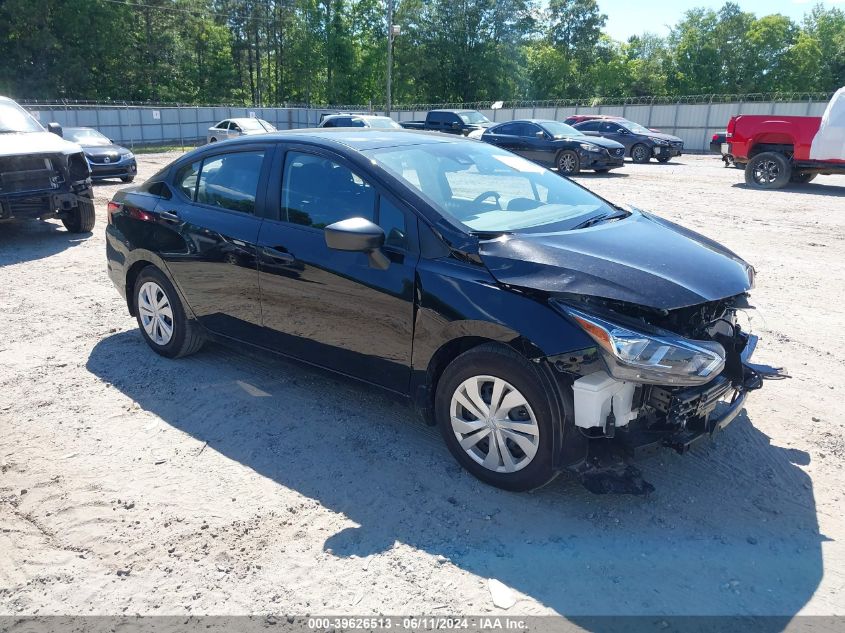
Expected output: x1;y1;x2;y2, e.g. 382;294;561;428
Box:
579;142;601;152
650;137;669;146
122;151;135;160
557;304;725;386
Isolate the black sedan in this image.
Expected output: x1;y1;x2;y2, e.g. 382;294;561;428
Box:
105;130;770;493
481;119;625;175
64;127;138;182
573;118;684;163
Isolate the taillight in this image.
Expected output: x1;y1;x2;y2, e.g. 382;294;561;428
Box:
106;200;122;225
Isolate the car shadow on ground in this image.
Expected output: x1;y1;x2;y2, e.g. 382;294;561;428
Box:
570;171;629;179
86;332;824;628
0;218;91;266
731;182;845;197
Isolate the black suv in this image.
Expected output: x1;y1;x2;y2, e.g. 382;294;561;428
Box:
0;96;94;232
573;119;684;163
105;129;770;493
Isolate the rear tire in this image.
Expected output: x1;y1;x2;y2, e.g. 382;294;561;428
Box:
745;151;791;189
435;343;558;491
593;168;610;173
631;143;651;163
557;150;580;175
61;192;95;233
133;266;205;358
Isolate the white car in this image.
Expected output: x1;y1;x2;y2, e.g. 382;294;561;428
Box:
318;114;402;129
207;118;276;144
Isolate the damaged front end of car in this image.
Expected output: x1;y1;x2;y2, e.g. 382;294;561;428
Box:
0;151;91;221
546;293;785;494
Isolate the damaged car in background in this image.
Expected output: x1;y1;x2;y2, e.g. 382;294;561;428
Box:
0;96;94;232
105;130;782;494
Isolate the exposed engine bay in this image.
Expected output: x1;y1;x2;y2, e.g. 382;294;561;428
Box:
548;293;785;494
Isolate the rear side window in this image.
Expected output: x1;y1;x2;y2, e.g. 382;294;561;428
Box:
281;151;375;229
580;121;602;131
196;151;265;214
174;160;200;200
493;123;518;135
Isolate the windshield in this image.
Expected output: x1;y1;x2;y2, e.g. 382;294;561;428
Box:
0;101;44;133
620;120;652;135
458;111;491;125
238;118;276;132
540;121;583;138
366;117;402;129
64;128;110;145
364;141;614;233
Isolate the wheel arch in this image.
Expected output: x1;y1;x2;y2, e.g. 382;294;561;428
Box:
123;254;193;320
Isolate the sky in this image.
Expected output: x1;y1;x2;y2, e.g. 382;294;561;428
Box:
599;0;845;41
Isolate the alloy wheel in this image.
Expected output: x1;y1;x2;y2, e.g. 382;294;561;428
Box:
138;281;174;346
559;152;577;173
633;145;649;162
753;159;780;184
449;375;540;473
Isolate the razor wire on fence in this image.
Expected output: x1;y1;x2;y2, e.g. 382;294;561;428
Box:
19;91;834;153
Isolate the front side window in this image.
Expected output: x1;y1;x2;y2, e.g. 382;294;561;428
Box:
492;123;518;135
281;152;375;229
196;151;265;214
378;197;408;250
365;141;613;234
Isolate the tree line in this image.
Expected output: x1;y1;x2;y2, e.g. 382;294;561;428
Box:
0;0;842;107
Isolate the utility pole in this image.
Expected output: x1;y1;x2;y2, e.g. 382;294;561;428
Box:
386;0;394;116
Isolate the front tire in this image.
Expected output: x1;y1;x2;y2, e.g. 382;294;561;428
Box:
61;191;95;233
209;137;217;143
631;143;651;163
133;266;205;358
656;156;671;163
435;343;558;491
557;150;580;175
745;151;791;189
121;175;135;183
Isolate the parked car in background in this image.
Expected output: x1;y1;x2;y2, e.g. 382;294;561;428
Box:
574;118;684;163
727;86;845;189
0;95;95;232
64;127;137;183
105;128;772;493
399;109;493;136
710;132;736;167
207;118;276;144
563;114;625;126
481;119;625;174
319;114;401;129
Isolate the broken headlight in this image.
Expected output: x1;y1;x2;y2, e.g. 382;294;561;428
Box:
557;305;725;386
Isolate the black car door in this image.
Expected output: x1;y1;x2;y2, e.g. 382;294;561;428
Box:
600;121;633;152
256;145;419;393
485;122;522;152
520;122;554;164
156;146;271;341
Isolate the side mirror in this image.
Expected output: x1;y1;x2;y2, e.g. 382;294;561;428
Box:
535;130;545;138
47;122;63;137
451;121;462;130
324;217;389;269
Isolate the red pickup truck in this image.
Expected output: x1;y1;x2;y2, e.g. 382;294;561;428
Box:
726;88;845;189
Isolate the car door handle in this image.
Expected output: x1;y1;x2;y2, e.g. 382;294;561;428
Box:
159;209;180;222
261;246;295;264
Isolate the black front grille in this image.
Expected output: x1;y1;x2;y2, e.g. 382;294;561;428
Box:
88;153;120;165
0;156;59;193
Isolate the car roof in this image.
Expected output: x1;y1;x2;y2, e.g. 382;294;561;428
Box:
192;128;462;153
430;109;477;114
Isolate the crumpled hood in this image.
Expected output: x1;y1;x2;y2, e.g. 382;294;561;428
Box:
563;135;625;150
647;131;683;143
0;131;82;157
479;210;753;310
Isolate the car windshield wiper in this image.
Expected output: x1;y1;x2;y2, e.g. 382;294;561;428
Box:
572;209;630;230
0;129;25;134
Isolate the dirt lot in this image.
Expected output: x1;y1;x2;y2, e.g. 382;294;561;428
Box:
1;153;844;621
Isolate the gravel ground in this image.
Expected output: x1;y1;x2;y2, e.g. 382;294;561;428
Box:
1;153;844;620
